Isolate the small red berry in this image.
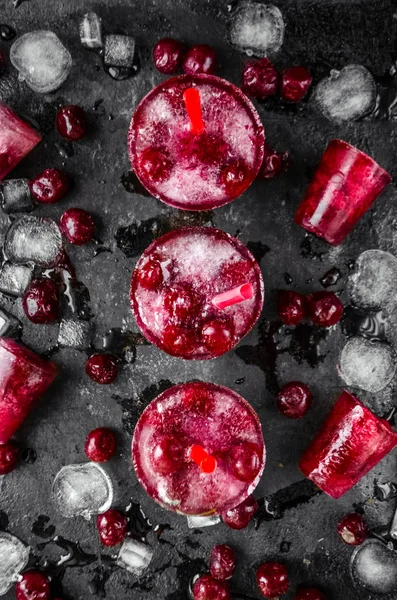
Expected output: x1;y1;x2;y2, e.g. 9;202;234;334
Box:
151;435;184;474
85;427;117;462
56;105;87;141
294;587;327;600
60;208;95;245
209;544;237;581
29;168;70;204
15;571;51;600
242;58;278;99
229;442;262;482
96;509;128;547
306;291;343;327
183;44;216;75
201;319;235;355
85;354;119;384
277;290;306;325
138;148;173;183
256;561;289;599
337;513;368;546
259;144;289;179
193;574;231;600
0;440;19;475
163;286;201;323
220;160;249;197
221;494;258;529
281;66;312;103
162;324;197;356
137;257;163;290
277;382;313;419
153;38;185;74
22;279;60;324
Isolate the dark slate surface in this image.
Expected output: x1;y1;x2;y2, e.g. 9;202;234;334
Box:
1;0;397;598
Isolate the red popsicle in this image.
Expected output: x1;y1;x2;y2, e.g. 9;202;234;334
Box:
0;103;41;181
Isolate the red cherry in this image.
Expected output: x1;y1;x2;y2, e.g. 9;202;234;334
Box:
201;319;235;355
60;208;95;245
137;257;163;290
56;105;87;141
294;587;327;600
162;324;197;356
153;38;185;74
15;572;51;600
209;544;237;581
306;291;343;327
163;286;201;323
138;148;173;183
183;44;216;75
256;562;289;599
193;574;231;600
29;168;70;204
84;427;117;462
259;143;289;179
281;66;312;103
96;509;128;547
85;354;119;384
229;442;262;482
22;279;60;324
277;382;313;419
151;435;184;474
337;513;368;546
221;494;258;529
0;440;19;475
220;160;249;197
242;58;278;99
277;290;306;325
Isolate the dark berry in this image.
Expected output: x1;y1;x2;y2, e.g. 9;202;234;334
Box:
259;143;289;179
85;354;119;384
337;513;368;546
306;291;343;327
162;324;197;356
242;58;278;99
29;168;70;204
163;286;201;323
220;160;249;197
138;148;173;183
229;442;262;482
15;572;51;600
193;574;231;600
256;562;289;599
60;208;95;245
201;319;235;355
96;509;128;547
137;257;163;289
183;44;216;75
277;382;313;419
85;427;117;462
56;105;87;141
277;290;306;325
209;544;237;581
221;494;258;529
153;38;185;74
294;587;327;600
152;435;184;474
281;66;312;103
0;440;19;475
22;279;60;324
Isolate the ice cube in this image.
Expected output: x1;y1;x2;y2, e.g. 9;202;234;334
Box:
350;539;397;594
0;262;34;296
0;531;30;595
348;250;397;311
0;305;21;337
79;12;103;50
104;34;136;68
10;31;72;94
313;65;376;123
4;216;63;267
116;537;153;575
0;179;33;214
339;337;396;393
0;103;42;181
52;463;113;519
186;514;221;529
58;318;92;349
229;1;284;57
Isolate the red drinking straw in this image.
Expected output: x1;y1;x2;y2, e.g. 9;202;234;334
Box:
212;283;254;310
189;444;217;473
183;87;205;134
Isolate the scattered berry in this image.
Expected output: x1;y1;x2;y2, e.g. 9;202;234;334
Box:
151;435;184;474
242;58;278;99
29;168;70;204
85;427;117;462
85;354;119;384
137;257;163;290
221;494;258;529
56;105;87;141
138;148;173;183
0;440;19;475
259;143;289;179
60;208;95;245
337;513;368;546
193;574;231;600
281;66;312;103
229;442;262;481
96;509;128;547
277;382;313;419
15;571;51;600
277;290;306;325
209;544;237;581
183;44;216;75
201;319;235;355
294;587;327;600
22;279;60;324
306;291;343;327
256;561;289;599
153;38;185;74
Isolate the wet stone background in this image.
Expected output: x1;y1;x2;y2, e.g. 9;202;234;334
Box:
1;0;397;598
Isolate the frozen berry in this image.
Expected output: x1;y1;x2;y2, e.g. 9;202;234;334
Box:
153;38;185;74
193;574;231;600
151;435;184;474
22;279;60;324
337;513;368;546
29;168;70;204
163;286;201;322
86;354;119;384
15;571;51;600
221;494;258;529
138;147;173;183
229;442;262;481
183;44;216;75
201;319;235;355
281;66;312;103
56;105;87;140
96;509;128;547
277;382;313;419
256;562;289;599
0;440;19;475
162;324;197;356
294;587;327;600
137;257;163;289
209;544;237;581
182;385;214;415
242;58;278;99
306;291;343;327
220;160;249;197
259;144;289;179
277;290;306;325
85;427;117;462
60;208;95;245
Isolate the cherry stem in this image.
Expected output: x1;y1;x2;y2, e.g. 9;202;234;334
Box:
212;283;254;310
189;444;216;473
183;87;205;134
